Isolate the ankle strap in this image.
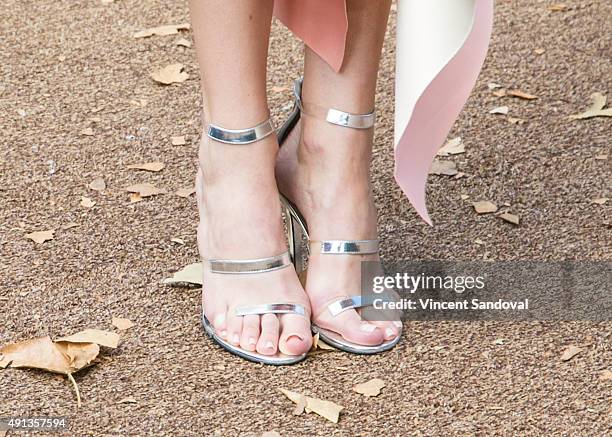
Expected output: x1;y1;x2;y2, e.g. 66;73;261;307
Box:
207;118;275;145
310;240;379;255
293;78;375;129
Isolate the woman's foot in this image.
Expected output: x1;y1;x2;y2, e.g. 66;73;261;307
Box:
197;131;312;356
276;115;401;346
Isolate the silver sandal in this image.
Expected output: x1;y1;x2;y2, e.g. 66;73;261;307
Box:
278;79;402;355
201;117;309;365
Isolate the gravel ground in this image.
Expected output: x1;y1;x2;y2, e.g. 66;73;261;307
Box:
1;1;610;436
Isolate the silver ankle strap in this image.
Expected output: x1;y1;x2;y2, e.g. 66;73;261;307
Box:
207;251;291;274
310;240;379;255
207;118;275;145
293;78;375;129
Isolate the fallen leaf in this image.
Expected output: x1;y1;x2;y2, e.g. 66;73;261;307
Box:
25;230;55;244
176;38;192;47
490;106;509;115
499;212;520;225
0;336;99;374
164;262;203;286
129;193;143;203
81;127;94;136
80;196;96;208
176;187;196;198
534;48;546;55
492;89;507;98
151;63;188;85
61;222;79;230
310;333;337;352
507;90;538;100
127;162;165;172
548;4;568;11
570;93;612;119
280;389;343;424
171;135;186;146
437;137;465;156
353;378;385;397
487;82;502;90
125;183;167;197
429;159;458;176
56;329;120;349
170;237;185;245
494;338;505;345
112;317;134;331
293;393;307;415
133;23;190;38
599;369;612;381
116;397;138;404
560;345;582;361
89;177;106;191
472;201;498;214
591;197;608;205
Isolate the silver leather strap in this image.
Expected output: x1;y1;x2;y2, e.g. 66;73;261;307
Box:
310;240;379;255
208;251;291;274
207;118;275;145
327;294;392;317
235;303;306;317
293;78;375;130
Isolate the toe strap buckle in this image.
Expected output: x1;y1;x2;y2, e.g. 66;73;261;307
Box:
235;303;306;317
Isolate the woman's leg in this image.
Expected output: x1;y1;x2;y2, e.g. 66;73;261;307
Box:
189;0;311;356
276;0;399;345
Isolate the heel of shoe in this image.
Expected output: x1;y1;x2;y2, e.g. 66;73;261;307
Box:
280;195;309;280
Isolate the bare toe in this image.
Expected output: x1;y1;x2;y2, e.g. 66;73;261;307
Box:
256;313;279;355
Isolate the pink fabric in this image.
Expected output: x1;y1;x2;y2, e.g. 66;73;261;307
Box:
394;0;494;224
274;0;347;72
274;0;494;225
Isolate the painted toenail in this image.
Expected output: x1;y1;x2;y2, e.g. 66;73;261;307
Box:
360;323;377;333
265;340;274;350
232;334;240;344
385;328;395;338
393;321;403;328
248;337;257;346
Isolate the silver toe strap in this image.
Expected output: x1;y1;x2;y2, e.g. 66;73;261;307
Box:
310;240;379;255
207;118;275;145
327;293;393;317
207;251;291;274
293;78;375;129
235;303;306;317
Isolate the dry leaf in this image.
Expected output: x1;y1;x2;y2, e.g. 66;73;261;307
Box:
127;162;165;172
129;193;143;203
164;262;203;286
56;329;120;349
81;127;94;136
472;201;498;214
171;135;186;145
429;159;458;176
487;83;502;90
25;230;55;244
280;389;343;424
80;196;96;208
353;378;385;397
112;317;134;331
0;336;99;374
570;93;612;119
507;90;538;100
548;4;568;11
560;345;582;361
490;106;509;115
62;222;79;230
437;137;465;156
176;187;196;198
293;394;307;415
151;63;188;85
133;23;190;38
171;237;185;245
534;48;546;55
116;397;138;404
499;212;520;225
591;198;608;205
125;183;166;197
89;177;106;191
176;38;192;47
494;338;505;345
599;369;612;381
492;89;507;98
